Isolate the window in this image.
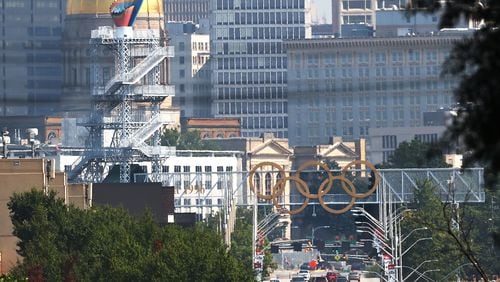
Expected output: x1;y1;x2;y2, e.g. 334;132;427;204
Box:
382;135;397;149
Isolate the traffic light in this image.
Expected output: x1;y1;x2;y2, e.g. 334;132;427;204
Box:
293;242;302;251
271;244;279;253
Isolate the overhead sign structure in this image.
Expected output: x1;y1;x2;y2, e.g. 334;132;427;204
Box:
249;160;380;215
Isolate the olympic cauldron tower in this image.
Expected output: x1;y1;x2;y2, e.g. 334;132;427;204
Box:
66;0;176;183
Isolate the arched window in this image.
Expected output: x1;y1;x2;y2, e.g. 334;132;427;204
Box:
254;173;261;194
276;172;284;203
265;172;272;196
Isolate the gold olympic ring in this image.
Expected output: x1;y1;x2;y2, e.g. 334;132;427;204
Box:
248;161;286;200
318;175;357;214
271;176;310;215
248;160;380;214
341;160;379;198
294;161;333;199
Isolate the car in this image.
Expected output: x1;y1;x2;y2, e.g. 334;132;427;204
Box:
310;277;328;282
325;271;339;282
300;262;311;270
348;272;361;281
335;276;348;282
270;279;280;282
297;269;311;281
291;276;307;282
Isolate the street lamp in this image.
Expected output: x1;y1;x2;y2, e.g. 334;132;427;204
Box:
397;265;435;282
401;227;428;243
359;238;394;258
438;263;473;281
402;259;438;282
415;269;440;281
401;237;432;257
311;225;330;242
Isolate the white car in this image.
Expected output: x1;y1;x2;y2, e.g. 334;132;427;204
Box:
297;270;311;281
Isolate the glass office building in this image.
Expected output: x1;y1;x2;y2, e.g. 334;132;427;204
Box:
0;0;65;116
210;0;311;138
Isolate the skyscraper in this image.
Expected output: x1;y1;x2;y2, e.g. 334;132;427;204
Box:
0;0;65;116
210;0;311;138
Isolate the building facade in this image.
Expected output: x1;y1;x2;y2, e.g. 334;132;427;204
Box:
164;0;210;23
0;158;89;274
181;117;241;138
331;0;410;36
210;0;311;138
285;35;463;147
167;22;212;118
1;0;65;117
368;125;445;164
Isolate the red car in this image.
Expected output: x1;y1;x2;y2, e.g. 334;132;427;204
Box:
325;272;338;282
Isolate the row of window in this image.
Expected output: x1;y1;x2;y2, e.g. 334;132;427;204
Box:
215;26;305;41
216;54;286;70
240;115;288;129
215;0;305;10
216;70;286;85
216;86;285;99
290;66;441;80
217;101;287;115
216;11;305;26
176;198;224;207
292;49;443;66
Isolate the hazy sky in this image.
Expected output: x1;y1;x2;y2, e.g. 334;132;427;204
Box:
314;0;332;23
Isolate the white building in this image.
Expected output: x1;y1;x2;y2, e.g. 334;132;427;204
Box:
167;22;212;118
56;149;244;219
210;0;312;138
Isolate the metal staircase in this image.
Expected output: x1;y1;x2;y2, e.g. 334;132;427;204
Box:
104;47;171;95
69;25;175;183
120;114;167;147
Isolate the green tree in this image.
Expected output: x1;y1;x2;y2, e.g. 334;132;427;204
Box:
402;181;499;281
161;128;219;150
7;189;253;281
379;139;450;168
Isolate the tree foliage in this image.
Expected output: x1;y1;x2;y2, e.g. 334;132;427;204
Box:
409;0;500;185
160;128;219;150
379;139;450;168
7;189;253;281
402;181;499;281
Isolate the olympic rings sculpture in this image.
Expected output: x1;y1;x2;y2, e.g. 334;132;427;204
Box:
248;160;379;215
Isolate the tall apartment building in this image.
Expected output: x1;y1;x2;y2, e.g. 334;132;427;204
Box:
167;22;211;118
0;0;65;117
210;0;311;138
285;35;465;146
165;0;210;23
62;0;166;114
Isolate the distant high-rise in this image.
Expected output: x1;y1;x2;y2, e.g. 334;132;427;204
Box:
165;0;210;23
62;0;166;114
210;0;311;138
285;34;465;146
331;0;409;37
167;22;211;118
0;0;65;116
